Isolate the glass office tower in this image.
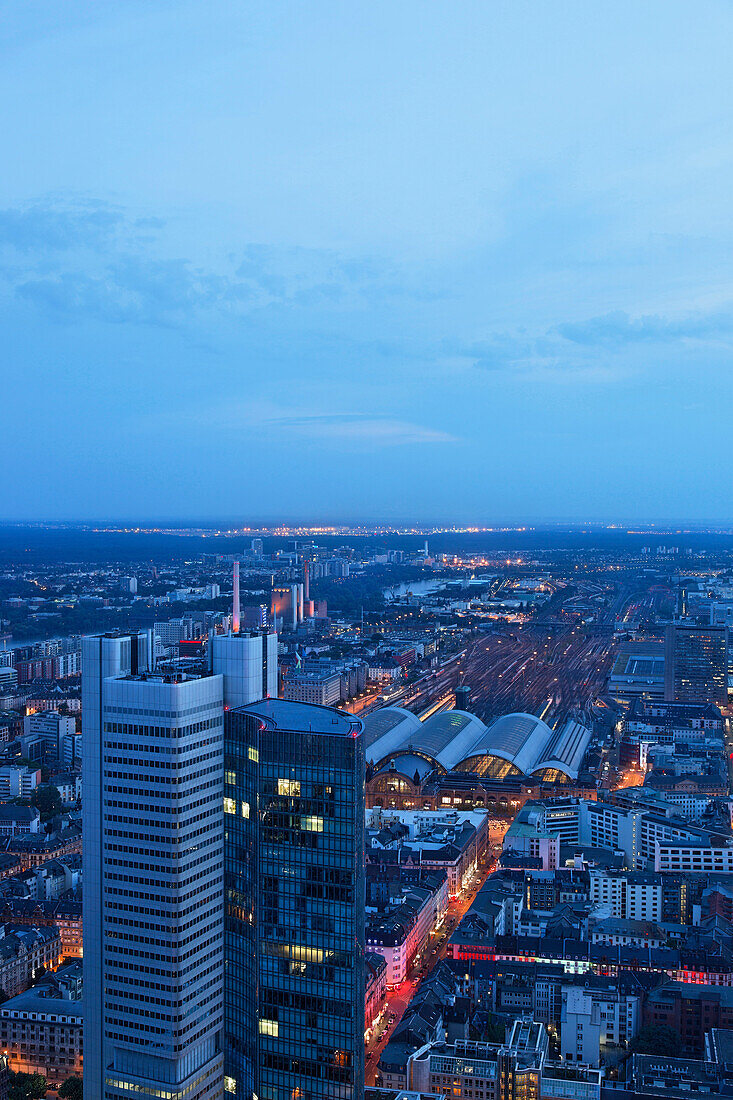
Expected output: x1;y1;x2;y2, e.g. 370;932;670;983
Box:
224;699;365;1100
664;623;728;704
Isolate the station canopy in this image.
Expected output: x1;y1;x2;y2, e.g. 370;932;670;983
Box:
363;706;592;782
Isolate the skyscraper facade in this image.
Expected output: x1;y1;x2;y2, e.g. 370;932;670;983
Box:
223;699;365;1100
82;631;152;1096
664;623;728;704
210;629;278;707
83;632;225;1100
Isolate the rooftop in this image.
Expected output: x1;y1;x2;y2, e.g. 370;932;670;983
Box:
236;697;362;737
364;705;592;780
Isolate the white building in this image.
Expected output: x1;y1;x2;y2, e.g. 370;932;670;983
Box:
366;877;449;986
561;987;602;1064
210;629;278;707
23;711;76;764
502;820;560;871
82;632;224;1100
0;765;41;799
588;870;662;921
282;670;342;706
52;773;82;806
512;798;722;872
367;808;487;896
655;841;733;873
560;982;640;1063
154;617;194;645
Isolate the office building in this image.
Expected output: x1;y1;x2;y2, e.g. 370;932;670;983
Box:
407;1023;603;1100
665;623;728;704
224;699;365;1100
82;631;150;1097
23;711;76;764
210;629;278;707
0;765;40;799
82;631;224;1100
154;617;195;646
282;669;343;706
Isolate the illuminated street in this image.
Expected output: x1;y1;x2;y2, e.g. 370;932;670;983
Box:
365;866;491;1087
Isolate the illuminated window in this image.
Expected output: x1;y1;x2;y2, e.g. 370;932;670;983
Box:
224;797;236;815
301;815;324;832
248;747;259;763
278;778;301;797
241;800;250;819
225;1078;237;1094
225;770;236;785
259;1018;279;1036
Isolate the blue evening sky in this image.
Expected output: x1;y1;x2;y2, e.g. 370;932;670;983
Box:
2;1;733;523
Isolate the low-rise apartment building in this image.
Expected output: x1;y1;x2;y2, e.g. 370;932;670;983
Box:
0;963;82;1086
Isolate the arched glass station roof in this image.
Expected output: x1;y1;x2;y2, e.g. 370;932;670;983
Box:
363;706;592;782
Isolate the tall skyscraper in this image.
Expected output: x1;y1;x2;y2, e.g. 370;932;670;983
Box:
210;629;278;707
83;632;225;1100
664;622;728;704
223;699;365;1100
82;631;152;1096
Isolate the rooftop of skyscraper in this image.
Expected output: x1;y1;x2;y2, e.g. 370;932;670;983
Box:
235;697;362;737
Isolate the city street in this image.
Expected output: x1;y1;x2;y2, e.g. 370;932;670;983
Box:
365;865;490;1086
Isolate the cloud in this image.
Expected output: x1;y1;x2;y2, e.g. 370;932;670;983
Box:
15;255;255;326
556;308;733;347
128;399;459;448
0;201;123;252
446;301;733;387
0;199;397;326
267;413;458;446
235;244;396;307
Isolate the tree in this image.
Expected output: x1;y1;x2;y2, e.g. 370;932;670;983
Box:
58;1077;83;1100
630;1025;680;1056
9;1071;48;1099
30;784;62;822
476;1015;507;1044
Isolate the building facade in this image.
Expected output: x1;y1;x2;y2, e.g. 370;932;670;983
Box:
224;699;365;1100
211;630;278;708
0;984;83;1086
82;630;224;1100
665;624;728;705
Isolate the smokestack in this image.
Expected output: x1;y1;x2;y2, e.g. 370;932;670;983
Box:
303;556;310;601
232;560;240;634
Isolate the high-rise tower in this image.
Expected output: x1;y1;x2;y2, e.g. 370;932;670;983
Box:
223;699;365;1100
664;623;728;704
83;633;224;1100
82;631;152;1096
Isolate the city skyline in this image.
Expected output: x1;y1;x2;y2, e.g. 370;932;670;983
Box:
5;6;733;1099
3;2;733;522
4;521;733;1096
